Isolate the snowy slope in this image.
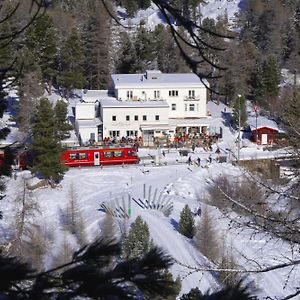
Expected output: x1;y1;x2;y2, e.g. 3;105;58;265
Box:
2;157;299;298
119;0;243;29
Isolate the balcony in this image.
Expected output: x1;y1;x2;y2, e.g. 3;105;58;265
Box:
184;96;200;101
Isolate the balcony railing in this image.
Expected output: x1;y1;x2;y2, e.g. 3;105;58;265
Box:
184;96;200;101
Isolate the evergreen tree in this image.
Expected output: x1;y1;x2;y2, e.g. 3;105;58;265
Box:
115;32;137;74
180;287;203;300
152;271;181;300
122;216;153;259
154;25;189;73
25;14;58;94
262;55;280;99
31;98;66;182
83;1;111;89
233;95;247;127
58;28;86;100
54;100;72;140
132;23;155;72
178;205;195;239
123;0;139;17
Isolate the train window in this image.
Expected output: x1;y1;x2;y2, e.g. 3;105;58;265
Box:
69;153;77;160
104;151;113;158
79;153;87;159
128;150;137;156
114;151;124;157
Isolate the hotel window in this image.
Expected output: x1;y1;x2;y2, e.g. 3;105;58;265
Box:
126;130;138;136
126;90;133;99
185;104;187;111
143;115;147;121
155;115;160;121
126;115;130;121
109;130;120;137
154;90;160;99
112;115;116;121
169;90;178;97
188;90;195;98
134;115;138;121
189;104;195;111
171;103;176;111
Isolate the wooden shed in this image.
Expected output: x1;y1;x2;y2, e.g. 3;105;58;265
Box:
248;116;279;145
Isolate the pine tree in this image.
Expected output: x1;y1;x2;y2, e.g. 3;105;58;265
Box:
31;98;66;182
58;28;86;100
115;32;137;74
132;23;155;72
262;55;280;99
180;287;203;300
151;271;181;300
25;14;58;94
83;1;111;89
123;0;139;17
178;205;195;239
54;100;72;141
233;95;247;127
122;216;152;259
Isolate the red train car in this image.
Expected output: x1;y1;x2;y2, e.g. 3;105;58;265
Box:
61;146;139;167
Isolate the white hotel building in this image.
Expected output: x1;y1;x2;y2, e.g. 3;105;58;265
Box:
75;70;210;145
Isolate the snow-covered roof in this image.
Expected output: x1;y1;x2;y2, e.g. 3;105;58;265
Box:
248;116;279;131
100;98;169;108
111;71;208;89
81;90;111;103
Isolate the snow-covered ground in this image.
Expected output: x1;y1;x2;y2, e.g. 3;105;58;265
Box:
1;150;299;298
0;98;298;298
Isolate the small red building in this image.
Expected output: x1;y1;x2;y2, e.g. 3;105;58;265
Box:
248;116;279;145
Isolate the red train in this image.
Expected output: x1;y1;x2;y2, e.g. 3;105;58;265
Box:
61;146;139;167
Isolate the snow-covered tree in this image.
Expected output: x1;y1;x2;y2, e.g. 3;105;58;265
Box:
178;205;195;239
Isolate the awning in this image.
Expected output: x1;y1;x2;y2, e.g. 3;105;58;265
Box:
140;123;176;131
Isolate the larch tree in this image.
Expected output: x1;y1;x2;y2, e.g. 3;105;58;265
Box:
31;97;66;182
178;205;195;239
194;206;220;263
